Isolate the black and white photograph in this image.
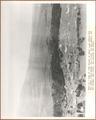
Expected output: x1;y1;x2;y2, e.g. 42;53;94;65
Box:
1;1;95;119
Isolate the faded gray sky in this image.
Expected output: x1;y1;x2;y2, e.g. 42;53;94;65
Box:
1;2;35;117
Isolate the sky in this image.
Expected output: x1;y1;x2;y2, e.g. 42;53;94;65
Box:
1;2;34;117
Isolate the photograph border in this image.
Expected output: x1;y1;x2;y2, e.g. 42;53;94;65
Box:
0;0;95;120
